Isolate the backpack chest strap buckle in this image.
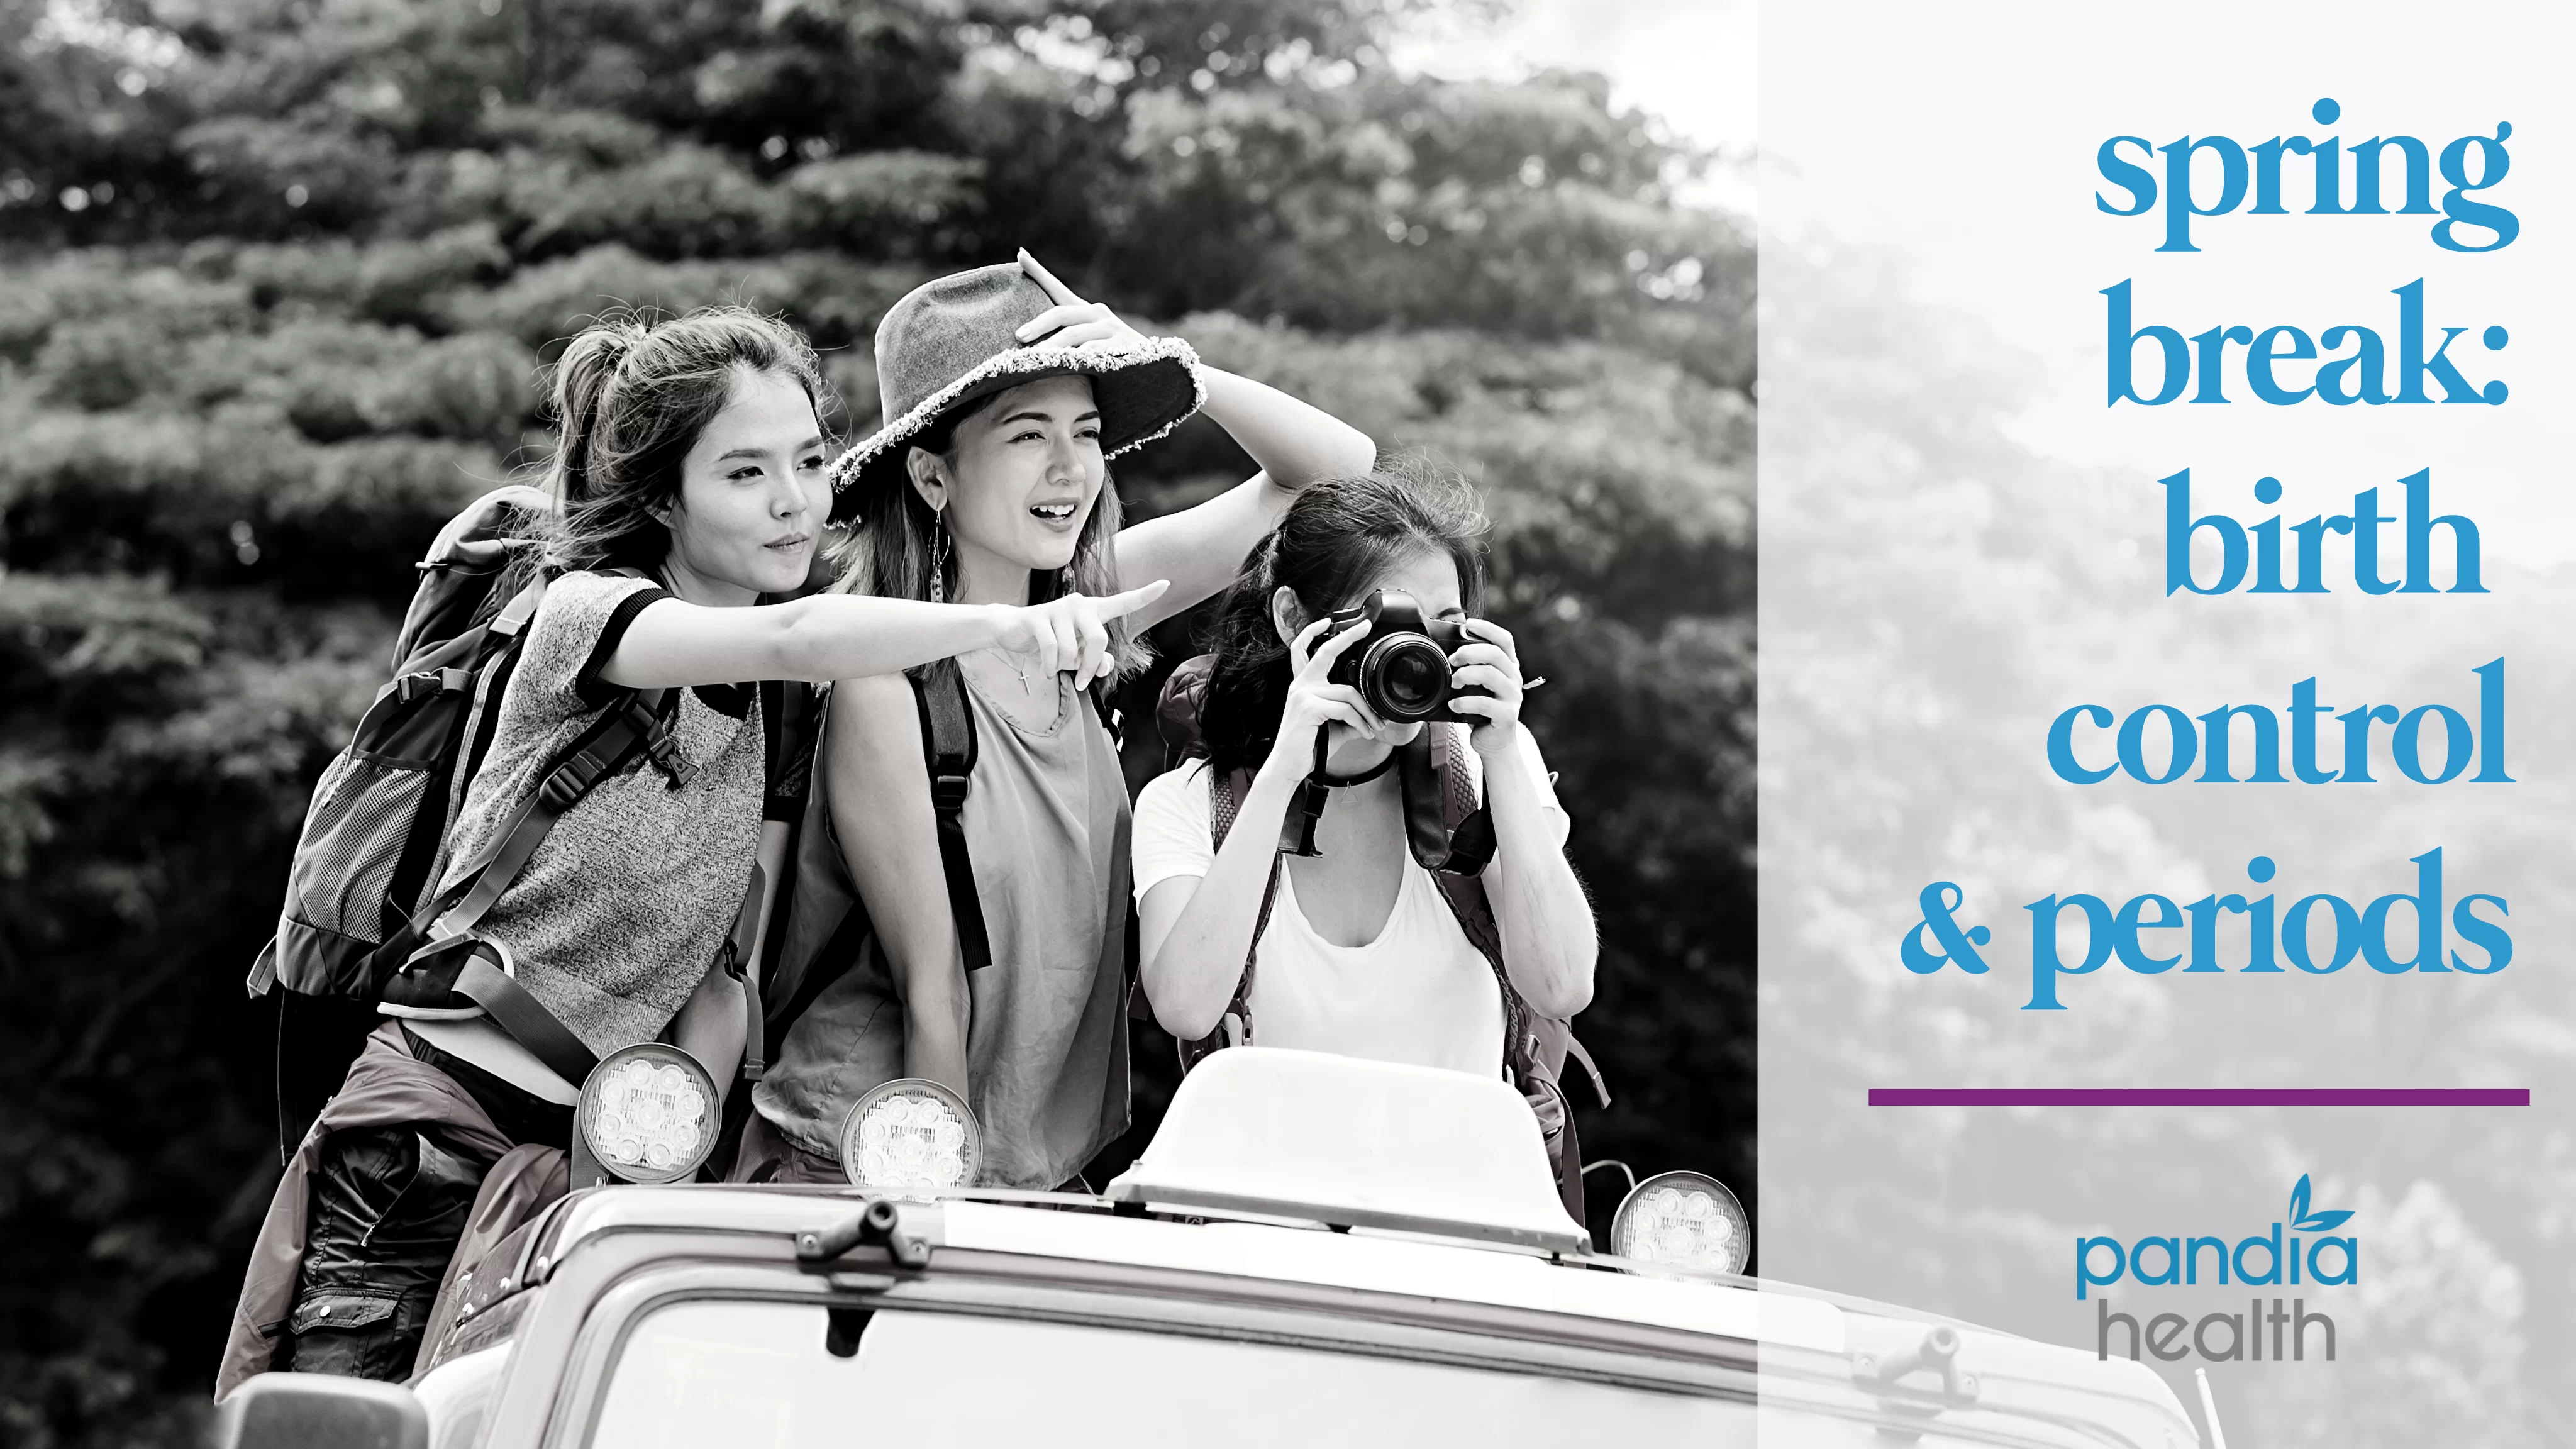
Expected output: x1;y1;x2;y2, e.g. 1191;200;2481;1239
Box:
643;728;697;788
620;693;697;789
396;669;472;703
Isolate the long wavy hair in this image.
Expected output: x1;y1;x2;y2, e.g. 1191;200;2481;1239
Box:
1196;460;1490;775
497;306;827;601
826;380;1146;681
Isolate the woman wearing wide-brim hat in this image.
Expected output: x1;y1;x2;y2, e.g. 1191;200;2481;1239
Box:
738;252;1378;1188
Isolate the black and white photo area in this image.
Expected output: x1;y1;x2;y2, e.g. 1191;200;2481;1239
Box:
0;0;1750;1437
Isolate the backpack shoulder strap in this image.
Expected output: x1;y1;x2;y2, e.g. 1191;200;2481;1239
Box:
1082;678;1119;745
1426;724;1609;1109
370;574;683;986
760;662;1007;1056
1431;724;1498;876
1179;765;1279;1066
1423;728;1534;1087
491;574;545;639
760;746;875;1048
374;682;671;977
1423;726;1506;958
910;665;994;972
719;862;767;1079
1208;761;1244;851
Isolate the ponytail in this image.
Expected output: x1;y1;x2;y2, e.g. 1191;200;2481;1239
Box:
547;322;647;511
492;306;828;608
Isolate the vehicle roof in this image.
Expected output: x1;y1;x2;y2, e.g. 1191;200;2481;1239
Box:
487;1056;2192;1445
521;1182;2197;1448
542;1182;1823;1346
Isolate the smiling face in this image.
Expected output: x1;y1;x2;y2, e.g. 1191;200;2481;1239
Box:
660;366;828;603
909;374;1104;589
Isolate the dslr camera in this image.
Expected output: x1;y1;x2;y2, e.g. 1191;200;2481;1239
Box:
1323;590;1486;724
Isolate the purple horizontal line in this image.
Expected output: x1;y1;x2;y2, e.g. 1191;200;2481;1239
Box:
1868;1088;2529;1107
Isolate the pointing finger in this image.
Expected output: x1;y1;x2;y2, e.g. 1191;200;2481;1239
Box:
1095;579;1171;621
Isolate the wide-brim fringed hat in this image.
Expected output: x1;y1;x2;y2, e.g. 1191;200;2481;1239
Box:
828;263;1204;518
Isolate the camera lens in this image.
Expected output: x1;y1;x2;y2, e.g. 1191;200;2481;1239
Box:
1366;637;1448;719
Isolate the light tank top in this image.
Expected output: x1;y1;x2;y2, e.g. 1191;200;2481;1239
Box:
755;669;1131;1189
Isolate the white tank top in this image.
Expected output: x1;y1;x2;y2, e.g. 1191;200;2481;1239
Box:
1130;729;1570;1075
1243;849;1506;1074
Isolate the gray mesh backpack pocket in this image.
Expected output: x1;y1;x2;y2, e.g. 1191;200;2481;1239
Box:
278;748;439;969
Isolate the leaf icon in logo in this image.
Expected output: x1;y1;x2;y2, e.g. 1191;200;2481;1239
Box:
2287;1174;2353;1232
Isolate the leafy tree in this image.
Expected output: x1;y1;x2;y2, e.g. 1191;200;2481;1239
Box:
0;2;1750;1441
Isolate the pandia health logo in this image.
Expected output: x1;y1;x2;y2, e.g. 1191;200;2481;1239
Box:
2079;1175;2358;1363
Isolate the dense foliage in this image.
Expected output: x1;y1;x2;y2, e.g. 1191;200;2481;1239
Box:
0;1;1752;1440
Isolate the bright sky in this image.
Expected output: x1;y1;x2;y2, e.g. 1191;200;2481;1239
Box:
1389;0;1756;213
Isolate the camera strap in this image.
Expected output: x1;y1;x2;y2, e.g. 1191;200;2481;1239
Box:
1283;734;1404;855
1280;735;1332;855
1285;730;1468;871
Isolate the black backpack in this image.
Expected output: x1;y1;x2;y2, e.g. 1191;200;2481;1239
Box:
1153;653;1609;1222
251;555;765;1149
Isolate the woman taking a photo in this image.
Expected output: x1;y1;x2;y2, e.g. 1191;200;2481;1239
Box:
221;306;1158;1391
743;253;1378;1190
1129;469;1596;1141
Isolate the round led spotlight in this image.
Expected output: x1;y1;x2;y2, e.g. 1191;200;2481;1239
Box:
840;1078;982;1193
1611;1170;1751;1277
577;1043;719;1185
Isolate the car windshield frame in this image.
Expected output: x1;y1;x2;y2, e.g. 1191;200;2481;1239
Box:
542;1258;1755;1449
575;1285;1762;1448
516;1241;2157;1449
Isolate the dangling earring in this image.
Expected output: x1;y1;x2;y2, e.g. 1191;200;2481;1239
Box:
928;509;952;605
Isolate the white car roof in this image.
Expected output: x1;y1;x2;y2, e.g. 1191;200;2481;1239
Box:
545;1181;1831;1348
519;1051;2196;1445
539;1184;2193;1443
